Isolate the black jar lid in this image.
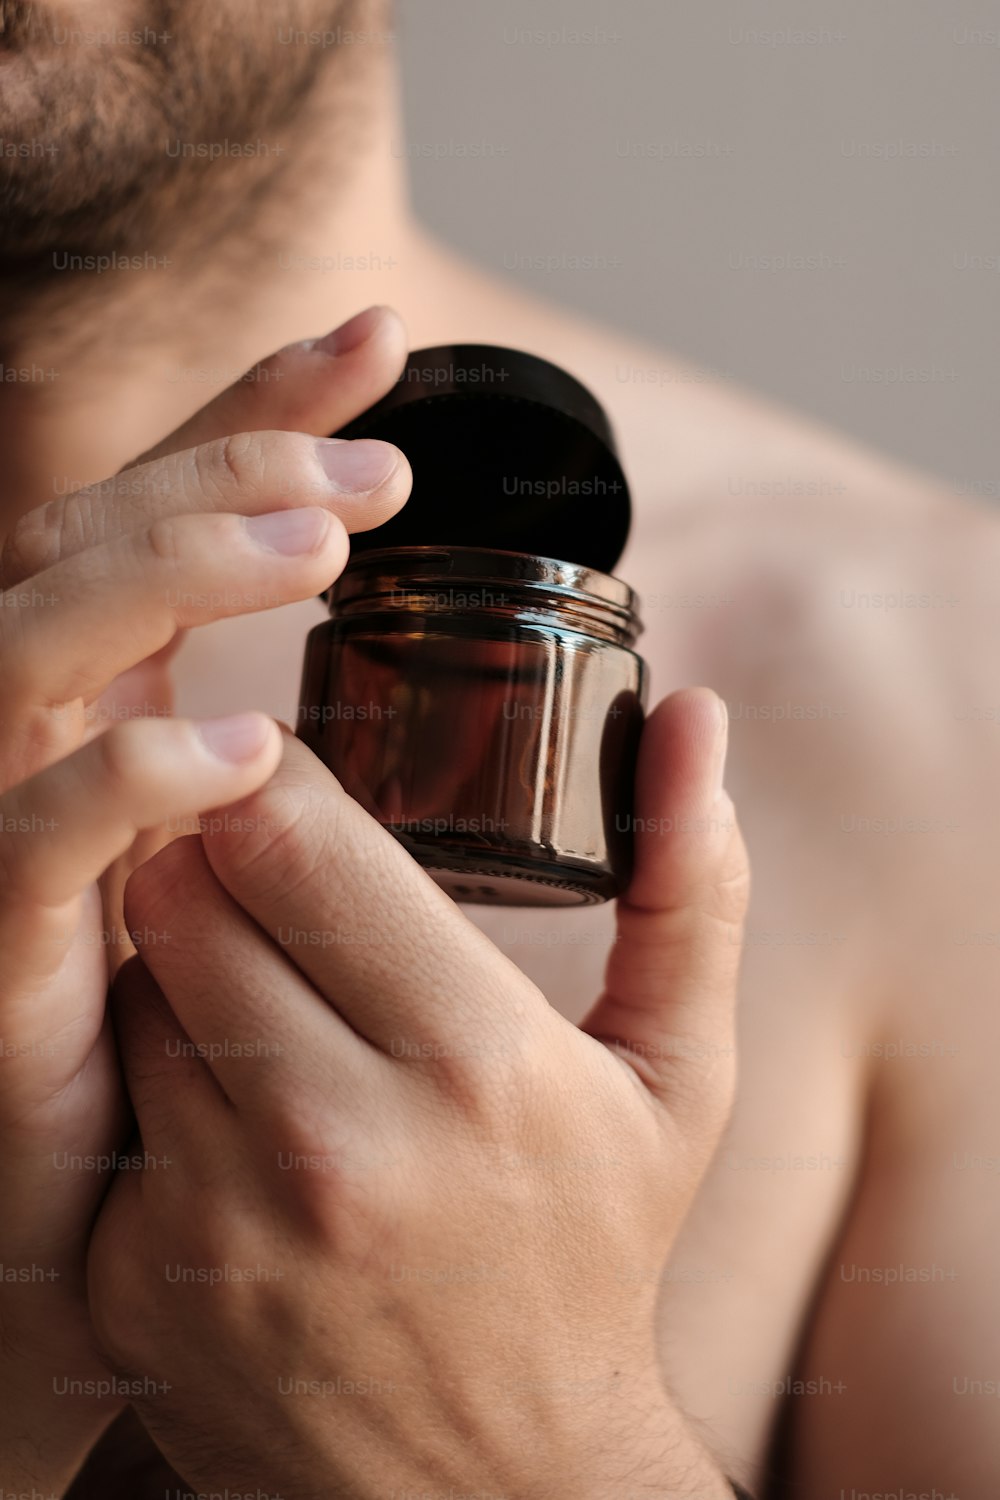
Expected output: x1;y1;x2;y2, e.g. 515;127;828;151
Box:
333;344;631;577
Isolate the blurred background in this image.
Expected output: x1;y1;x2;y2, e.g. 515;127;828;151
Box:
397;0;998;494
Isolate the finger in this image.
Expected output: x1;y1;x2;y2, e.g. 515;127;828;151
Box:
85;648;177;743
109;955;227;1166
123;834;380;1113
579;689;750;1119
0;420;409;589
138;305;408;462
199;734;544;1058
3;499;351;710
0;713;282;993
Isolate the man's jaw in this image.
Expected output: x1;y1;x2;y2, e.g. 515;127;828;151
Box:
0;0;51;51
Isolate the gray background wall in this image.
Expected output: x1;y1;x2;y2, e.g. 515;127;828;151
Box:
397;0;998;495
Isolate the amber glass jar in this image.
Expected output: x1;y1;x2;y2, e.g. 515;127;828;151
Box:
299;545;645;905
298;345;647;906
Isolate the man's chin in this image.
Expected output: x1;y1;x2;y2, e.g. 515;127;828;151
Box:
0;0;53;52
0;0;378;278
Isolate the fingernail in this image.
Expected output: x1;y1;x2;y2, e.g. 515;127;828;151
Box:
313;306;387;356
315;437;398;492
712;695;729;798
197;713;272;764
245;508;330;555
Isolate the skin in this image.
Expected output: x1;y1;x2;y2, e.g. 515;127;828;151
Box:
0;319;416;1489
86;697;748;1499
0;6;998;1497
0;308;749;1498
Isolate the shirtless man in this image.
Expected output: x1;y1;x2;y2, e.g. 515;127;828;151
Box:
0;5;996;1496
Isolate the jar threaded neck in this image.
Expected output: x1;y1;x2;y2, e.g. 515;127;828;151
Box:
327;545;642;649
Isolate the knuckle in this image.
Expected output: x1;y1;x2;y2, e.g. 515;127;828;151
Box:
193;432;274;501
0;702;80;803
140;511;242;608
207;779;328;905
416;990;554;1128
145;512;185;570
145;508;246;576
97;718;155;790
192;429;321;507
0;505;61;586
431;1010;551;1123
217;431;258;486
275;1115;393;1256
193;431;265;500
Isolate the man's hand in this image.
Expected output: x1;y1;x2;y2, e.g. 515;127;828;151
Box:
88;688;749;1499
0;306;411;1488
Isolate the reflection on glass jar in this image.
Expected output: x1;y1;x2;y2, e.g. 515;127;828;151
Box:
299;547;646;907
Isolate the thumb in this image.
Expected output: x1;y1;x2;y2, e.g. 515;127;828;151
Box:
580;688;749;1129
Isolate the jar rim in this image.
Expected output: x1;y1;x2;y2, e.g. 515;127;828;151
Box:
325;544;639;617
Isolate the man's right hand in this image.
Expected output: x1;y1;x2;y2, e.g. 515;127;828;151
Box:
0;305;412;1489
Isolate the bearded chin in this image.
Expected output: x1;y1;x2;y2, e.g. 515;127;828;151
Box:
0;0;50;50
0;0;378;279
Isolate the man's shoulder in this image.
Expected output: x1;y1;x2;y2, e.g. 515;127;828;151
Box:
569;315;998;747
482;288;1000;842
565;313;1000;948
541;308;945;513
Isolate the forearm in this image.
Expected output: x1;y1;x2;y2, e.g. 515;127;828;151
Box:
0;1369;118;1496
154;1375;745;1500
585;1409;738;1500
536;1371;743;1500
1;1425;89;1496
